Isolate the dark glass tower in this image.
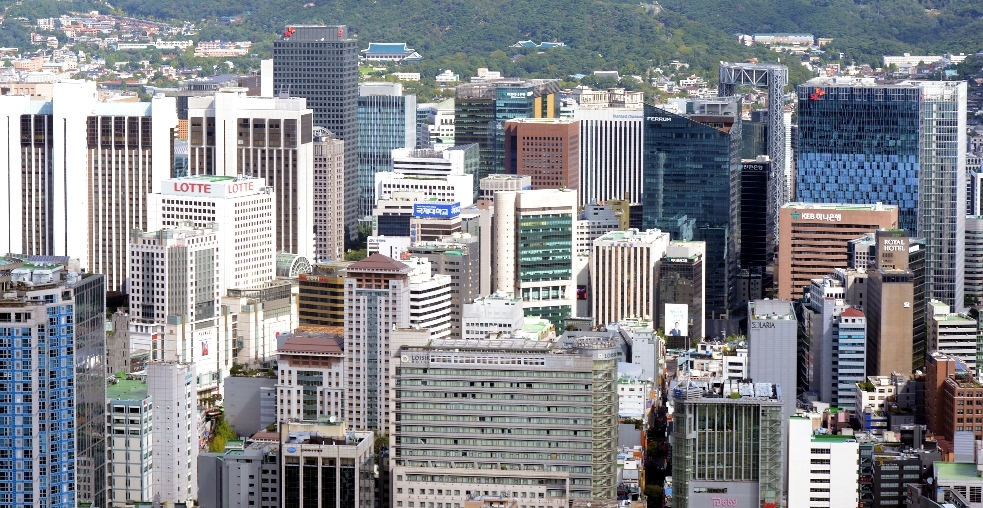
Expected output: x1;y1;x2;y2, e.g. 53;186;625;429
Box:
796;78;966;310
273;25;359;236
642;98;742;321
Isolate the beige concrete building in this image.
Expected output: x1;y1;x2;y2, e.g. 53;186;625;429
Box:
778;203;899;299
865;229;916;376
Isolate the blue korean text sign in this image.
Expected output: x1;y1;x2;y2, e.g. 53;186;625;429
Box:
413;202;461;218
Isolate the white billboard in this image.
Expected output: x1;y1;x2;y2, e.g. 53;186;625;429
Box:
665;304;688;337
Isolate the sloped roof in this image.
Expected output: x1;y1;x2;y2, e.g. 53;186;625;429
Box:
278;332;344;356
364;43;414;54
348;253;411;273
841;307;865;318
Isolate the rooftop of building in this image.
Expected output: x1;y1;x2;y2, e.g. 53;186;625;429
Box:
278;331;344;356
107;375;149;401
783;202;897;211
470;291;522;305
748;299;795;320
363;43;415;54
841;307;865;318
506;117;577;125
347;253;412;274
810;433;859;443
595;228;668;245
802;76;966;89
935;462;982;483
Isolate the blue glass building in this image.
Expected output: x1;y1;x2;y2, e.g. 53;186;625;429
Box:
642;99;742;324
0;261;105;508
796;78;966;309
357;83;417;219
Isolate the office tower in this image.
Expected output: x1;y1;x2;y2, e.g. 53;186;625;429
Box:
925;351;963;438
0;81;177;292
865;229;916;376
573;108;644;207
280;421;375;507
461;291;525;339
928;300;980;375
129;226;223;390
787;415;860;508
0;261;106;508
492;188;577;327
275;330;344;422
657;241;706;347
402;257;453;341
273;25;359;236
358;82;417;218
149;174;276;292
670;380;784;508
910;238;928;368
796;78;967;310
107;375;154;505
642;98;742;322
803;277;853;399
198;441;279;508
147;361;198;504
740;110;768;160
476;173;531;207
408;235;480;338
390;337;619;505
313;128;346;261
503;118;580;196
740;156;776;292
344;254;411;431
454;79;561;186
777;202;898;299
967;216;983;305
590;229;670;326
377;146;478;206
186;89;315;260
832;308;867;410
298;261;352;327
747;299;797;418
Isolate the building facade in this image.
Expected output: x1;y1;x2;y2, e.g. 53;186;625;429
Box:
590;229;670;326
147;361;198;504
670;380;784;508
298;261;352;328
573;108;644;207
492;188;577;327
0;81;177;291
186;89;315;260
642;98;742;321
796;78;967;311
358;82;417;219
276;331;345;422
0;264;106;508
390;337;619;505
777;202;899;300
408;235;481;338
786;415;859;508
273;25;359;236
657;240;706;347
107;377;154;506
148;174;276;292
504;118;580;198
280;421;375;508
313;128;346;261
747;299;798;419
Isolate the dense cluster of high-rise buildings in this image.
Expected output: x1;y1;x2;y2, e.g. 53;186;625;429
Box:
3;20;983;508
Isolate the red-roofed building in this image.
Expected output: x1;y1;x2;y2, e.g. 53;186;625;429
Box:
276;330;345;422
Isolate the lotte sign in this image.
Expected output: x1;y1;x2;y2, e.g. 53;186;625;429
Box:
163;177;263;199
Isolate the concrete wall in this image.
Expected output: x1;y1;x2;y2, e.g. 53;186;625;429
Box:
224;376;277;435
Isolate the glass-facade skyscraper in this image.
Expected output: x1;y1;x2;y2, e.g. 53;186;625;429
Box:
357;83;417;219
796;78;966;310
642;98;742;323
0;261;105;508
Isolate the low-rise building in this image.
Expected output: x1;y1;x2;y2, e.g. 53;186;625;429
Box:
280;421;375;507
787;415;859;508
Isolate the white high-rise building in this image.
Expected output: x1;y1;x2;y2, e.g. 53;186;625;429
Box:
461;291;525;340
492;188;578;326
375;146;476;208
107;376;154;506
404;257;453;341
148;174;275;291
147;361;199;505
0;80;177;291
590;229;670;326
928;300;980;375
787;414;860;508
573;108;644;207
128;226;225;392
187;88;315;259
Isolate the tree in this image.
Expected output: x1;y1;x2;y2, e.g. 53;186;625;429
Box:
208;434;227;452
643;485;663;508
